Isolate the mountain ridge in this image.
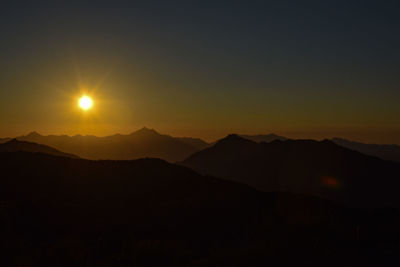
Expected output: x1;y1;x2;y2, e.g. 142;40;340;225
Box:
181;134;400;208
0;139;80;159
332;137;400;162
3;129;400;162
14;127;209;162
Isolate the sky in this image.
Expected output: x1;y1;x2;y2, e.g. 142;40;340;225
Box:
0;0;399;143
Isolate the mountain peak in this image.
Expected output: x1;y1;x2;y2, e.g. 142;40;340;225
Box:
26;131;42;138
216;134;256;146
225;133;242;139
268;133;286;139
132;127;160;135
240;133;287;143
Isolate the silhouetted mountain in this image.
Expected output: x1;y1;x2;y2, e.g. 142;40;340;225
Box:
0;137;11;144
240;133;287;143
0;139;79;158
332;137;400;163
236;134;400;163
181;135;400;208
2;151;400;266
176;137;209;149
216;134;400;164
16;127;209;162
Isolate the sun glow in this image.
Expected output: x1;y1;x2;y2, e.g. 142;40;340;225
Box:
78;96;93;111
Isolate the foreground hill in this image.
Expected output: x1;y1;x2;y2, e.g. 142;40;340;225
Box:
2;152;400;266
16;128;209;162
0;139;79;158
181;135;400;208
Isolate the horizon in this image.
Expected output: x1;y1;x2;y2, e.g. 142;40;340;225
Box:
2;126;400;146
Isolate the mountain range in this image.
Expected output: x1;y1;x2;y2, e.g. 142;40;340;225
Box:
1;129;400;163
181;134;400;208
4;132;399;208
239;134;400;163
7;127;208;162
1;131;399;265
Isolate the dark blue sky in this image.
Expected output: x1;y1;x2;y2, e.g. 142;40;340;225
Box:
1;0;399;143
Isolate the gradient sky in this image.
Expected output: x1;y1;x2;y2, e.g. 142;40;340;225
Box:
1;0;399;143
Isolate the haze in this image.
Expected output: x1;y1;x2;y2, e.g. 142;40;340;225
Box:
1;1;399;144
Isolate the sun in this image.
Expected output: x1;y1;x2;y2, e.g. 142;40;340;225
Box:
78;96;93;111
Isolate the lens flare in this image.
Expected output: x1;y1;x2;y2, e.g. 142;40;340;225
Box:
321;176;339;188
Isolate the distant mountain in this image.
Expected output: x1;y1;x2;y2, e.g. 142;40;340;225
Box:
176;136;210;149
240;133;287;143
0;137;11;144
237;134;400;163
332;137;400;162
0;139;79;158
2;151;400;266
16;127;209;162
181;134;400;208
